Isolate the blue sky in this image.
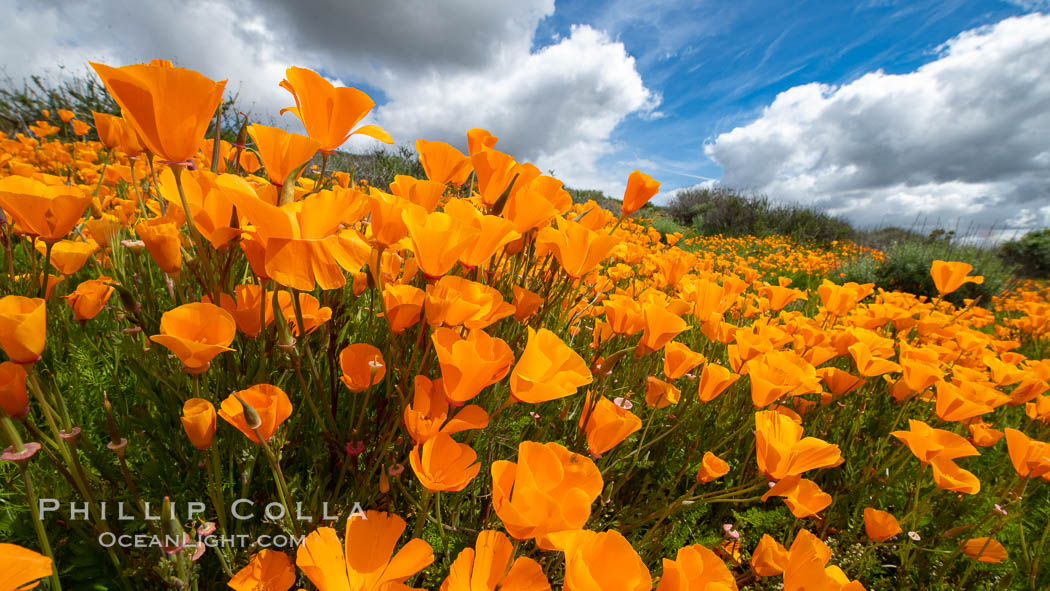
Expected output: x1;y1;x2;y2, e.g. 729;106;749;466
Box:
3;0;1049;234
535;0;1037;190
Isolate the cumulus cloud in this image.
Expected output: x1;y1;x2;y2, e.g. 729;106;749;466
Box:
0;0;657;195
705;13;1050;234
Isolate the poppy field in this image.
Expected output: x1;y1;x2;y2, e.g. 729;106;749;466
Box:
1;60;1049;590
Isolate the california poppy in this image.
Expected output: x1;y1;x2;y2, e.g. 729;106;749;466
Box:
645;376;682;409
441;529;551;591
135;217;183;274
0;176;92;243
64;276;115;322
425;276;515;329
296;511;433;590
697;363;739;403
181;398;216;450
228;549;295;591
402;206;479;279
467;128;499;156
863;508;902;541
91;60;227;163
1004;428;1050;479
0;296;47;364
579;393;642;456
339;343;386;392
35;239;98;275
762;475;832;518
751;534;788;577
0;542;53;590
546;529;652;591
755;410;843;480
491;441;602;545
382;284;425;334
656;544;737;591
416;138;472;187
663;342;705;380
960;537;1008;563
931;260;984;296
536;216;619;279
218;384;293;443
0;361;29;419
432;328;514;403
510;328;592;403
211;284;273;338
280;66;392;153
696;451;730;484
409;433;481;492
247;123;320;186
149;302;236;373
620;170;660;218
403;375;488;444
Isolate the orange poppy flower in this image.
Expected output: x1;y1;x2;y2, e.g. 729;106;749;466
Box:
546;529;652;591
929;456;982;495
443;199;522;269
135;217;183;274
91;60;227;163
402;375;488;444
471;147;521;207
847;342;901;377
0;176;92;243
219;175;371;290
620;169;661;218
656;543;737;591
278;291;332;336
755;410;843;480
510;328;592;403
366;190;411;248
697;362;739;403
228;549;295;591
967;420;1004;447
64;276;115;322
210;284;273;338
339;343;386;393
645;376;682;409
696;451;730;484
424;276;515;329
33;239;98;275
960;538;1008;563
218;384;293;443
863;508;902;541
934;380;996;423
782;530;864;591
762;475;832;518
296;511;433;590
817;367;864;401
0;542;53;590
663;342;705;380
891;419;980;464
180;398;216;451
390;175;447;212
744;351;822;408
579;393;642;456
512;286;544;321
415;138;472;186
402;206;480;279
1004;428;1050;479
536;216;619;279
751;534;788;577
442;529;551;591
279;66;392;153
0;361;29;419
931;260;984;296
382;283;425;334
638;303;690;354
491;441;602;545
149;302;236;373
247;123;320;186
93;111;125;149
602;294;646;335
467;128;499;156
409;432;481;492
432;328;514;403
0;296;47;364
57;108;75;123
817;280;874;317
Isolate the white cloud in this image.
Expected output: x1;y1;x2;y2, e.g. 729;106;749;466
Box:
0;0;657;196
704;13;1050;233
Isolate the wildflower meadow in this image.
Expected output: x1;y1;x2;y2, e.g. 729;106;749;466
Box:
1;60;1049;591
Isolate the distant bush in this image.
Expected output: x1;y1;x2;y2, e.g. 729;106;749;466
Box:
666;186;853;244
999;228;1050;278
839;235;1015;305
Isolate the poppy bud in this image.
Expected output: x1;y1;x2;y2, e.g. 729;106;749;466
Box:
233;392;263;431
180;398;216;450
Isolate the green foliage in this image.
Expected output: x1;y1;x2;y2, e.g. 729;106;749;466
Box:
667;186;854;244
327;145;426;191
999;229;1050;278
838;233;1016;305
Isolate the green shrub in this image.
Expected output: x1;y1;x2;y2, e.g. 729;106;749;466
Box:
839;236;1015;305
666;186;853;244
999;228;1050;278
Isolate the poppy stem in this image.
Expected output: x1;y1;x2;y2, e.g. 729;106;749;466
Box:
19;463;63;591
413;491;433;539
38;241;53;298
